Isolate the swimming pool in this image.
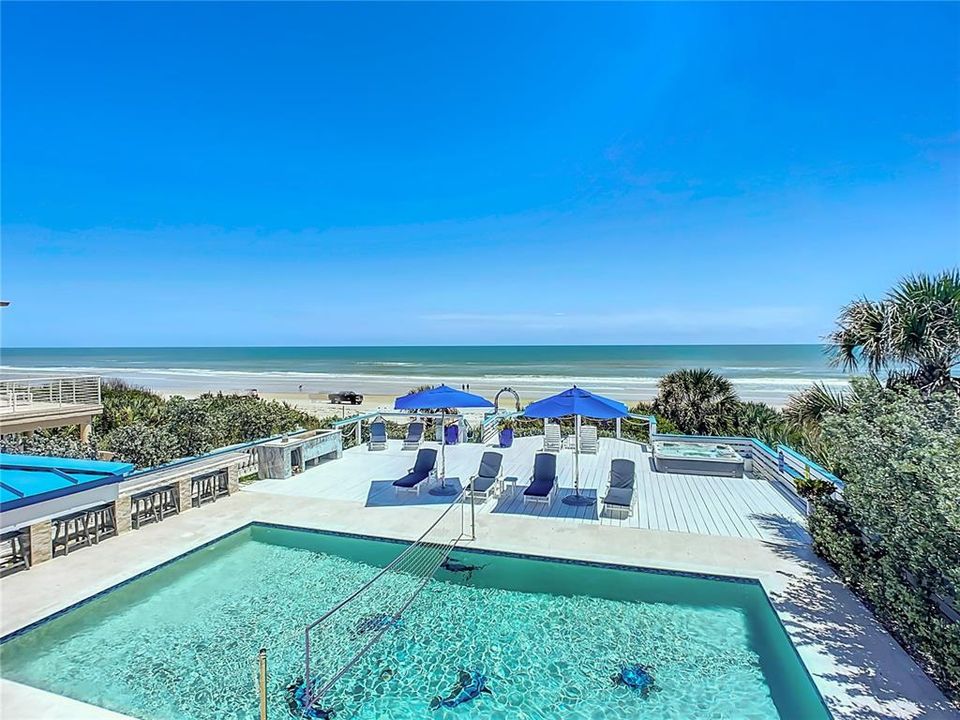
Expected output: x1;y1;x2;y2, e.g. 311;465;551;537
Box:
0;524;830;719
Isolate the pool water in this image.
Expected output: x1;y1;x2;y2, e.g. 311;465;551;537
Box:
0;525;830;720
655;441;741;460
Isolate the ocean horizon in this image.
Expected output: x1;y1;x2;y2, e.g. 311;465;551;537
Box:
0;345;849;405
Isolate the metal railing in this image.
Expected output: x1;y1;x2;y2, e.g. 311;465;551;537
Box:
647;430;843;510
302;490;467;708
124;427;321;480
0;376;102;415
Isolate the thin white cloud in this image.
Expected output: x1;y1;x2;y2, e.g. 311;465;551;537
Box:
422;306;813;332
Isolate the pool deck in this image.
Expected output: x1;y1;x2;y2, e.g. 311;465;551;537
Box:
0;437;955;720
248;436;809;543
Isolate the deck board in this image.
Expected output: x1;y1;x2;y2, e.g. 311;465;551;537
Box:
247;435;808;544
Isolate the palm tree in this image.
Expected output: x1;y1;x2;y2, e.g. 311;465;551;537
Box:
731;401;786;447
653;369;739;435
783;382;849;430
826;269;960;395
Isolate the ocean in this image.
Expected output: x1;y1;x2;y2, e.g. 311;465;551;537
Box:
0;345;848;405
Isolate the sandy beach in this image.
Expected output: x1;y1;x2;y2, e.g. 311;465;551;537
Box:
160;388;522;419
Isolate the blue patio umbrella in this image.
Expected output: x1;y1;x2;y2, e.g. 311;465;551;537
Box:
524;386;629;506
394;385;494;412
394;385;493;496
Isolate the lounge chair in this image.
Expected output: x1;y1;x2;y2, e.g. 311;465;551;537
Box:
368;420;387;451
393;448;437;495
402;421;424;450
543;423;562;452
523;452;557;505
579;425;599;454
601;459;636;518
465;451;503;504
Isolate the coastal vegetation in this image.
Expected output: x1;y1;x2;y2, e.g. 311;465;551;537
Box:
809;380;960;694
0;382;322;468
652;368;740;436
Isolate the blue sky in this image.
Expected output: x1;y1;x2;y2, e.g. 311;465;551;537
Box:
2;2;958;347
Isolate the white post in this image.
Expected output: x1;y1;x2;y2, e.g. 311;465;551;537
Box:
470;475;476;540
616;417;621;439
439;412;446;483
574;414;581;496
355;418;361;446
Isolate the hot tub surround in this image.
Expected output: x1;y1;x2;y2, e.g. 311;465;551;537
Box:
653;441;746;477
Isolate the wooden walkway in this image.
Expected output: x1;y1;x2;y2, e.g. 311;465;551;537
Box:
247;435;808;544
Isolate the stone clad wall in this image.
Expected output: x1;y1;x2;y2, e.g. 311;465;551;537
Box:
27;521;52;565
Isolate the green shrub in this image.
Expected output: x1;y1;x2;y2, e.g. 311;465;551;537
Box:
808;379;960;697
162;397;218;457
810;499;960;695
95;379;165;435
103;422;178;468
1;428;98;460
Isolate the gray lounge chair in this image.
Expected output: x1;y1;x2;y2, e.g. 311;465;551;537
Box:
523;452;557;505
402;421;424;450
601;459;636;518
368;420;387;451
393;448;437;495
465;451;503;504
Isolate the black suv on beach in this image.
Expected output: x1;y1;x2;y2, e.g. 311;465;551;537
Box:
328;390;364;405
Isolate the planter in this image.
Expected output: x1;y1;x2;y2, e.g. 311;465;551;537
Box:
444;425;460;445
499;428;514;448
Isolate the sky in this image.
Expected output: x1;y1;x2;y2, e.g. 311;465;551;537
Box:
1;2;958;347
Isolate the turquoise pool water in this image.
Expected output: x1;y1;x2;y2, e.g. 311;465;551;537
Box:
0;525;830;720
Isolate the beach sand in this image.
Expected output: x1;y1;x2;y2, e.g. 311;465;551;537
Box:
158;389;512;419
155;383;787;415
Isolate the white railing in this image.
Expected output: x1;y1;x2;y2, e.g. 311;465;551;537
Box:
0;376;102;416
647;431;843;511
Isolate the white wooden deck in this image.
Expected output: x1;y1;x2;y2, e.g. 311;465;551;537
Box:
246;435;808;544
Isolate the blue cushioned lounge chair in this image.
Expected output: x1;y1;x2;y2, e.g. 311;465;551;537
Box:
402;422;424;450
368;420;387;451
465;451;503;504
393;448;437;495
601;459;636;518
523;452;557;505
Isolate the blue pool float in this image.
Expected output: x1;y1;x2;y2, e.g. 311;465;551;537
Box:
429;670;492;710
611;664;656;697
286;677;335;719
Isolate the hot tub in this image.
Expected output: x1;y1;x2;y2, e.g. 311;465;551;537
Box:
653;441;745;477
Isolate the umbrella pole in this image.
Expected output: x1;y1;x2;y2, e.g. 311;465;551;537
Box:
440;412;446;487
562;413;593;506
575;414;581;497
